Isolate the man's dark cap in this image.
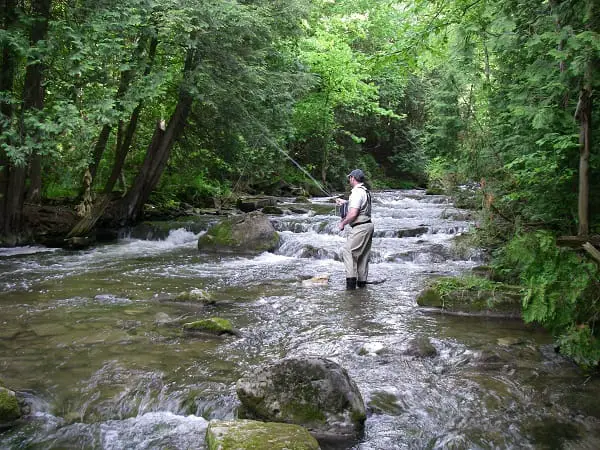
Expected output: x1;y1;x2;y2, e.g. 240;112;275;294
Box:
347;169;365;182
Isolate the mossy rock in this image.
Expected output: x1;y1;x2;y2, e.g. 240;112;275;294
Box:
396;226;429;238
175;288;215;304
261;206;284;215
0;387;21;426
198;212;280;253
183;317;235;335
206;419;319;450
236;357;365;439
416;276;522;318
237;196;278;213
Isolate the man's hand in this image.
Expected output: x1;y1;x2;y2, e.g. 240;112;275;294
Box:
335;198;347;206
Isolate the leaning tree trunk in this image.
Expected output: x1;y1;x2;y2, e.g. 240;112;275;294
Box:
117;46;196;225
87;34;152;188
118;92;193;224
104;37;158;194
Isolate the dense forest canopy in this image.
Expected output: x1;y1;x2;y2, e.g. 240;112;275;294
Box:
1;0;599;366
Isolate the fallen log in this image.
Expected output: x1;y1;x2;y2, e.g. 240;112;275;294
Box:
583;242;600;265
67;194;112;238
557;235;600;248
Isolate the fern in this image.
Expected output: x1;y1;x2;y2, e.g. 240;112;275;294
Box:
500;231;600;368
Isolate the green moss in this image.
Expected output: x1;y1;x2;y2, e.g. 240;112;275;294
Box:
200;221;236;247
0;388;21;423
183;317;233;335
198;216;279;252
417;276;522;316
351;408;367;423
281;401;327;425
416;287;443;307
206;420;319;450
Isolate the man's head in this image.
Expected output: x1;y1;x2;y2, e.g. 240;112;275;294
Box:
347;169;365;185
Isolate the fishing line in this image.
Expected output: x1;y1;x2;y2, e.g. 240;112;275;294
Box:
241;109;333;197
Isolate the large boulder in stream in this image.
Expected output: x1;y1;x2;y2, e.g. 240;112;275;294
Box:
198;211;280;253
206;419;319;450
416;276;522;318
236;357;366;442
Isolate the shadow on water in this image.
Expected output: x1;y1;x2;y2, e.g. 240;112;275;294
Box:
1;190;599;449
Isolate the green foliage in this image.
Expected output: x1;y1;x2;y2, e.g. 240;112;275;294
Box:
498;231;600;369
425;157;452;192
433;275;500;297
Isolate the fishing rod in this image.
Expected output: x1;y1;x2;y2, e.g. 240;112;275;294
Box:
260;132;333;198
243;110;333;198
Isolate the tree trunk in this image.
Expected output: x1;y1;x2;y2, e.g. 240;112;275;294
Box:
1;0;50;242
117;47;196;225
103;107;140;194
26;154;42;203
0;0;18;239
67;37;160;238
22;0;51;205
3;166;27;244
104;37;158;194
87;35;150;187
88;124;112;182
576;82;591;237
119;92;193;224
575;0;599;237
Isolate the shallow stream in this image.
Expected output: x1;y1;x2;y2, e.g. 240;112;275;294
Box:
1;190;599;449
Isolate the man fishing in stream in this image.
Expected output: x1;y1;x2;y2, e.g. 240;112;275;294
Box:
336;169;374;290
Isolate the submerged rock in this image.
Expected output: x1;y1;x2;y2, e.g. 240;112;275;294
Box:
404;336;437;358
301;274;330;287
198;211;280;253
367;390;405;416
183;318;236;336
206;419;319;450
175;288;216;304
236;357;366;440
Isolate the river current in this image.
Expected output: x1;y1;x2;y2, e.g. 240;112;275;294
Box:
1;190;599;449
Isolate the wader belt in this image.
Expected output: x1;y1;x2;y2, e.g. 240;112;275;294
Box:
351;220;372;228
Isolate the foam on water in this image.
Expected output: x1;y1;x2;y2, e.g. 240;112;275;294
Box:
0;245;58;257
101;412;208;450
